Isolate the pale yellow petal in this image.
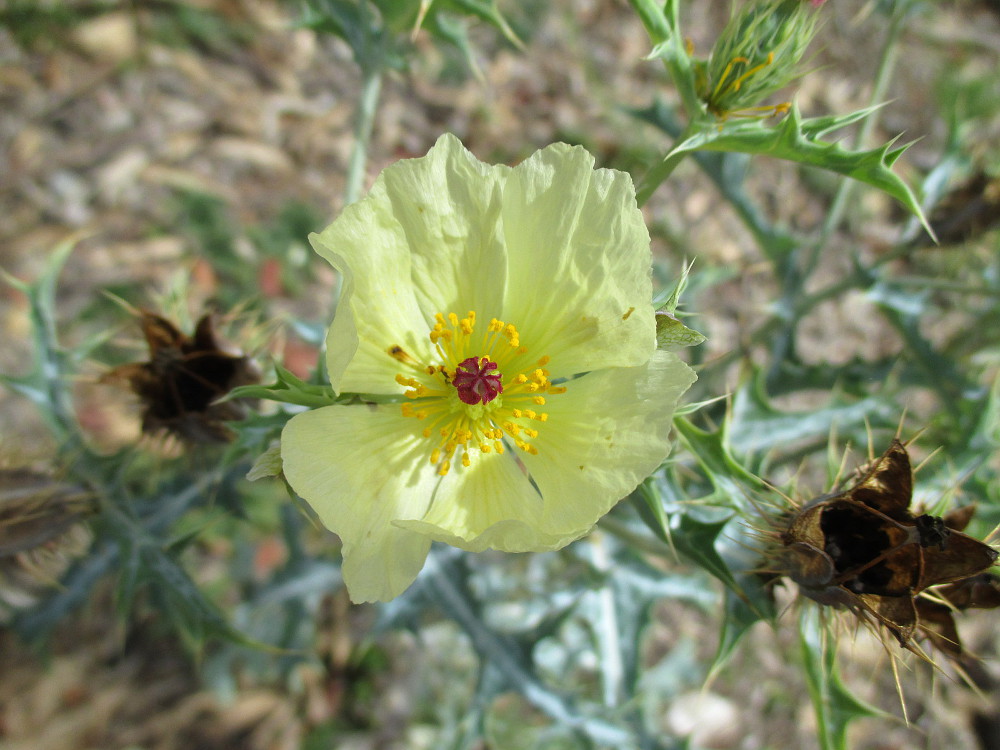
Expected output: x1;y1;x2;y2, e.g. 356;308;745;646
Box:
395;450;568;552
281;404;437;602
310;134;508;394
499;143;656;377
523;350;697;539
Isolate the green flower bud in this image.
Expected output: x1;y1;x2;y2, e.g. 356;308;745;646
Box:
699;0;823;119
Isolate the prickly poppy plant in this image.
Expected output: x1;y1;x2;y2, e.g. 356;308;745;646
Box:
280;134;698;602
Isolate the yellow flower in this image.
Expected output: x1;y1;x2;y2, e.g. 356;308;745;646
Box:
281;135;697;602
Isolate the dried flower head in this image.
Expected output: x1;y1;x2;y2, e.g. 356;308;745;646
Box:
776;439;998;654
0;467;95;613
103;311;260;443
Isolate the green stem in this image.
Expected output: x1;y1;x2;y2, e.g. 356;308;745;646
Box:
344;63;383;208
765;9;907;382
802;9;906;279
636;122;698;207
629;0;704;120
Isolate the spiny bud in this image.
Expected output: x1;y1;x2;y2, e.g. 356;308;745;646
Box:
697;0;824;119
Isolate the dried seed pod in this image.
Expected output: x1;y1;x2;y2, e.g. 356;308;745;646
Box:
0;468;94;556
0;468;95;613
780;440;998;651
103;311;260;443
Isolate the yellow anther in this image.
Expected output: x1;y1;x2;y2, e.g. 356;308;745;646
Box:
539;413;548;422
388;345;413;363
548;386;567;395
396;308;565;473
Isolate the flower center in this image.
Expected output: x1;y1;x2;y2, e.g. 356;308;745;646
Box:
389;311;565;476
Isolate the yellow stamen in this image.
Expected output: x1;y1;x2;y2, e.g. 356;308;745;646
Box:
395;309;568;474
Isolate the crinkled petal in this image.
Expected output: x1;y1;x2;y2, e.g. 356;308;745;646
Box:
310;134;508;394
395;450;567;552
500;143;656;377
523;350;697;539
281;404;437;602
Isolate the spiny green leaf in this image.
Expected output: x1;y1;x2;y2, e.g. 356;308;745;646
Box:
0;236;82;443
633;99;799;260
708;583;769;680
647;104;933;237
441;0;524;50
728;374;897;455
229;364;337;407
656;311;707;351
673;416;767;497
655;262;707;351
671;514;739;591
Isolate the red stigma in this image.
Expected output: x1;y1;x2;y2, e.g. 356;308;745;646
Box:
452;357;503;405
